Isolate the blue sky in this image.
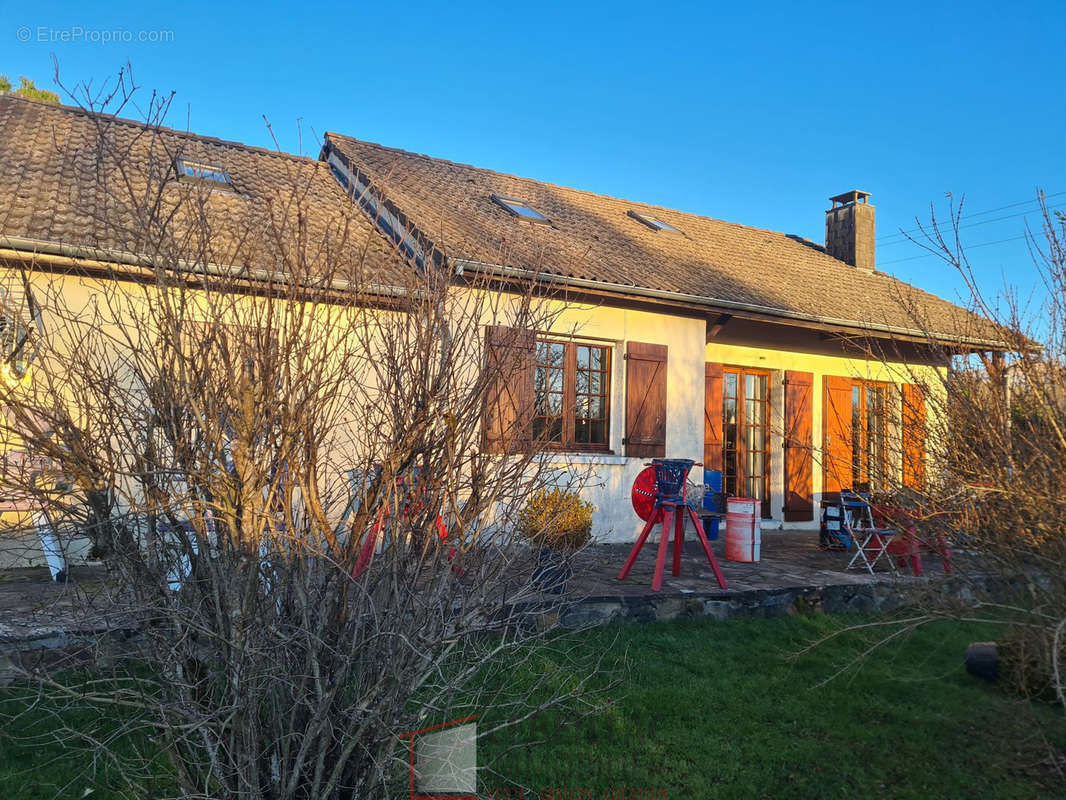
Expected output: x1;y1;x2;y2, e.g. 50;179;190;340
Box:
5;0;1064;318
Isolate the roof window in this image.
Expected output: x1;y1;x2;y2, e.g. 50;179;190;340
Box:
491;194;549;223
175;156;235;190
628;209;681;233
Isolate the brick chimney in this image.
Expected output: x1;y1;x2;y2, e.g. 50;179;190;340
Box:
825;190;875;271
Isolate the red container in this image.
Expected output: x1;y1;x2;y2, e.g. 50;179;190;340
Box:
725;497;761;562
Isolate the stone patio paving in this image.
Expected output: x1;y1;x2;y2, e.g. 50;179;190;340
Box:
573;528;949;595
0;528;965;646
559;528;962;624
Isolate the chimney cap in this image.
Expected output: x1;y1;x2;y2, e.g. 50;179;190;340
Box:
829;190;872;208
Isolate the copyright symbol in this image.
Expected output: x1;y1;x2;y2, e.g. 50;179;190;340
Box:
16;26;31;42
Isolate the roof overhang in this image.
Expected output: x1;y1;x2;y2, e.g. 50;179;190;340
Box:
451;258;1016;352
0;234;421;303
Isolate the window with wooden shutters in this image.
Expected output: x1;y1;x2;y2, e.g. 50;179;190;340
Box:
625;342;667;458
533;338;612;451
783;371;814;521
822;375;854;499
704;362;724;471
901;383;927;489
482;325;535;454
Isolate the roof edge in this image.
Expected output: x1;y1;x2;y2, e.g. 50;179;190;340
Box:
0;234;418;301
451;258;1015;351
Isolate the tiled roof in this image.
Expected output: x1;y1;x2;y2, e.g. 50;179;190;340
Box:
0;94;412;287
324;132;999;344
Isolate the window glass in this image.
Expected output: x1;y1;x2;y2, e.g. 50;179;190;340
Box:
534;340;611;449
722;368;769;513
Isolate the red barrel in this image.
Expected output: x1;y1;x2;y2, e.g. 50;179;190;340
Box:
725;497;761;562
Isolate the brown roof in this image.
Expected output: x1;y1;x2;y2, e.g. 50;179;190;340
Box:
324;132;1001;345
0;94;412;288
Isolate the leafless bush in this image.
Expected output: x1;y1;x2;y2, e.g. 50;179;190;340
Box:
838;194;1066;718
0;72;613;799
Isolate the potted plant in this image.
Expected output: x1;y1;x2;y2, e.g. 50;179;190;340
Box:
518;488;594;594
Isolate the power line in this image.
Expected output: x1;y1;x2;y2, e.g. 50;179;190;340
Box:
880;204;1063;247
879;190;1066;244
880;234;1029;266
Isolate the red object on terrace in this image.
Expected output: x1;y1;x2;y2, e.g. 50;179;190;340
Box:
619;461;728;591
872;501;954;577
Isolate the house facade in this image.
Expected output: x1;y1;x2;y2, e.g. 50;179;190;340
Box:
0;94;1004;554
321;136;998;540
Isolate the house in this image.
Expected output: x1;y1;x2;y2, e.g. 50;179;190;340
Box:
320;133;1003;539
0;93;1006;553
0;94;414;567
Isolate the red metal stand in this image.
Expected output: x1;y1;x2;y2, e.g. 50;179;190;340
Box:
618;497;727;591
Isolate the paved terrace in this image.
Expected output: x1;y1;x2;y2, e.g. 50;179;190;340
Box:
0;530;966;646
559;529;966;625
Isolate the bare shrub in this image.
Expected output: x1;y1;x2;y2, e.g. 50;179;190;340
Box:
0;72;613;799
823;195;1066;728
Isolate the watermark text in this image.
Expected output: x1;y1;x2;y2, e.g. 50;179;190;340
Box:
16;25;175;44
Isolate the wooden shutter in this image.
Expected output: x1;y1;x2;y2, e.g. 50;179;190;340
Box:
901;383;927;489
482;325;535;454
783;370;814;521
704;362;724;471
625;342;667;458
822;375;854;499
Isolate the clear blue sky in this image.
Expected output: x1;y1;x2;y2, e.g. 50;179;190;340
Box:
5;0;1064;317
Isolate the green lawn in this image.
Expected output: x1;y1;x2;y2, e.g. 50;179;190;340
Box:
0;614;1062;799
480;614;1065;800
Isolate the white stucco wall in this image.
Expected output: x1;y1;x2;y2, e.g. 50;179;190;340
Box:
529;303;706;543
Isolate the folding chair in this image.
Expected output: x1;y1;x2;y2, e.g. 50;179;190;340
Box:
841;491;899;575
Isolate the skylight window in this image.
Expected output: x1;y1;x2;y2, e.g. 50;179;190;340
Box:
175;156;235;190
628;209;682;234
491;194;549;223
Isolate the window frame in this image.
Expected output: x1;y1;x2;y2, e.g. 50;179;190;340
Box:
627;209;683;234
490;194;550;224
721;365;771;516
850;379;891;493
533;337;613;453
174;156;235;191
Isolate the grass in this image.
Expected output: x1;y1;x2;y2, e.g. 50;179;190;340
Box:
0;614;1063;799
479;614;1065;799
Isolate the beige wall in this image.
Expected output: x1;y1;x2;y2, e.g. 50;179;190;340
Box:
706;339;946;530
0;264;948;550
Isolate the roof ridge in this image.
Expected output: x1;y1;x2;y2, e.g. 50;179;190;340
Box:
0;92;322;168
323;131;810;242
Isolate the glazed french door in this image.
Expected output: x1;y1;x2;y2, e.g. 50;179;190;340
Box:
852;381;889;493
723;368;770;515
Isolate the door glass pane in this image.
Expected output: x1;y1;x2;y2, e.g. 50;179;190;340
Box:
723;369;769;512
722;377;739;496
